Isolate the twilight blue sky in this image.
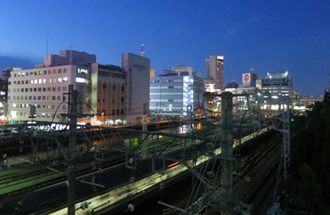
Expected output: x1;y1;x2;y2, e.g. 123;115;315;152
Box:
1;1;329;98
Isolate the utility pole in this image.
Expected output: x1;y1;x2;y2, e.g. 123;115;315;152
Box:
220;92;234;215
67;84;78;215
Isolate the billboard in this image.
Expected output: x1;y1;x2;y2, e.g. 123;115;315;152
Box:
242;73;257;87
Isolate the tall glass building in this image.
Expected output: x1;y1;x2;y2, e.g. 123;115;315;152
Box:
150;73;204;116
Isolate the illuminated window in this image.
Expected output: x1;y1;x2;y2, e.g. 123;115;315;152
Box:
58;78;62;82
63;77;68;82
53;79;57;83
34;79;37;84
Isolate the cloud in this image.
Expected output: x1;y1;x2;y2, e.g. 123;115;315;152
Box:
0;55;40;69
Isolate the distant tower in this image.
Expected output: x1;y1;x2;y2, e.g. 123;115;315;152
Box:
206;55;224;90
140;44;145;57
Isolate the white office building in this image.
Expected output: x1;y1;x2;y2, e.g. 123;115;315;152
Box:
7;50;96;124
261;71;293;97
150;72;204;116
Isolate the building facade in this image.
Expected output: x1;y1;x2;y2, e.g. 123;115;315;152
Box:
7;50;96;124
206;55;224;90
89;63;127;126
150;73;204;116
172;65;193;76
122;53;150;125
261;72;293;97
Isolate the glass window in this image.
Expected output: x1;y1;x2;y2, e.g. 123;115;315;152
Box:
25;80;28;84
58;78;62;82
29;88;32;92
48;70;51;74
57;96;61;100
52;96;56;100
42;96;46;100
13;89;16;92
14;81;16;85
63;69;67;73
34;88;37;92
31;80;34;84
47;87;51;91
18;81;20;85
47;96;51;100
53;69;56;74
121;86;124;92
47;79;52;83
34;79;37;84
39;79;42;84
52;87;56;91
38;96;41;100
29;96;32;100
8;96;11;100
42;105;45;109
30;72;33;76
63;87;67;91
113;85;116;90
52;105;55;109
43;79;46;83
13;96;16;100
17;96;19;100
25;88;28;92
37;104;41;108
58;69;62;74
121;97;124;102
21;88;24;92
62;105;66;110
33;96;37;100
38;88;41;92
57;87;61;91
53;78;57;83
43;88;46;92
34;71;38;75
63;77;68;82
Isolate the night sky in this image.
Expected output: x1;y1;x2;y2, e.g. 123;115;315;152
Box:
1;1;329;98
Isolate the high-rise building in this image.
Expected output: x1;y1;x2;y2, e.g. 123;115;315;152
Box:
122;53;150;124
206;55;224;89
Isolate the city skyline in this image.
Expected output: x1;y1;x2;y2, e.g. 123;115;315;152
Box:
1;1;329;98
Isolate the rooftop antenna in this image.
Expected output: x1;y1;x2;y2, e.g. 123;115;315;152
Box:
46;30;49;56
140;44;145;57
